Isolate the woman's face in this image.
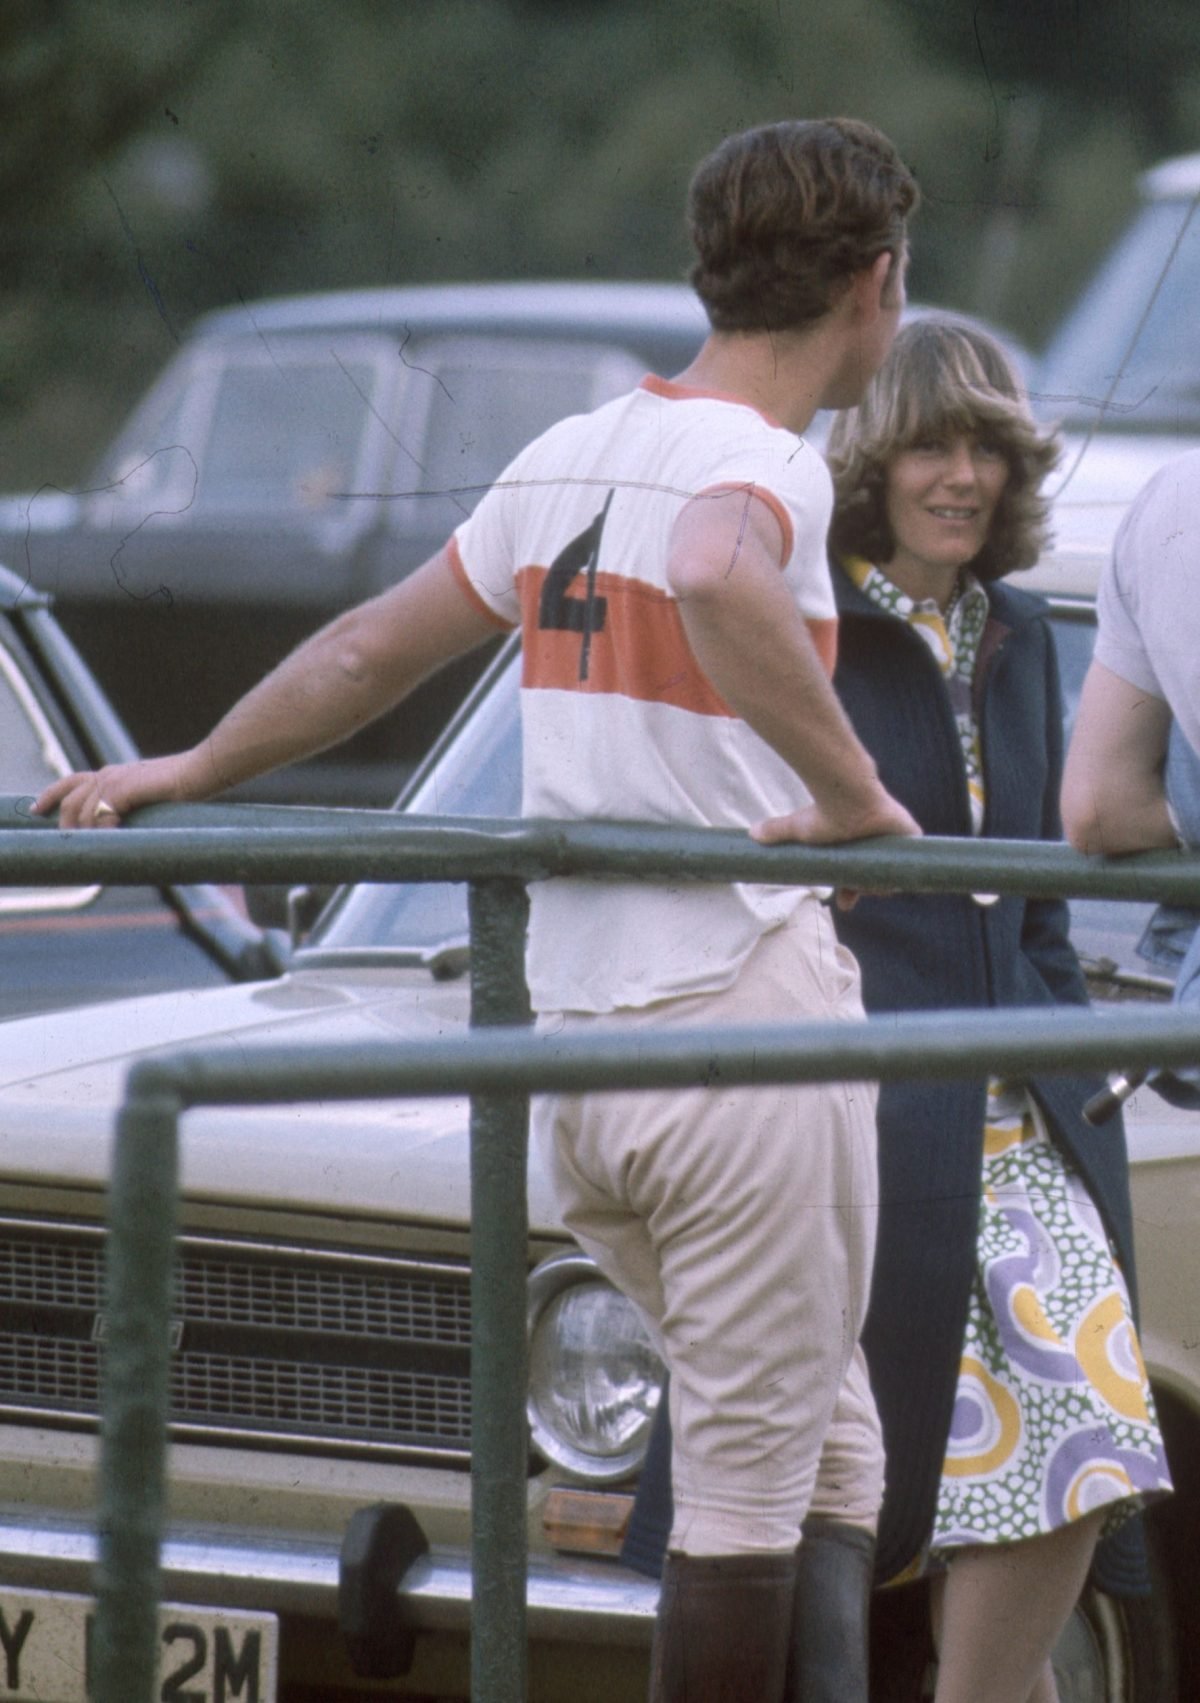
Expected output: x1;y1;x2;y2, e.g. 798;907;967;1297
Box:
883;428;1010;587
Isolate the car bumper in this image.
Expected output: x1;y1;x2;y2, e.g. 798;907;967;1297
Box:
0;1513;659;1646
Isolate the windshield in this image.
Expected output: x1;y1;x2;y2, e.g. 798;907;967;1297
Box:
314;647;522;955
93;339;385;517
1036;195;1200;432
310;614;1167;992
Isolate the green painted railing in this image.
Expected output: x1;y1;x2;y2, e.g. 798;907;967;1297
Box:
3;796;1200;1703
5;797;1200;901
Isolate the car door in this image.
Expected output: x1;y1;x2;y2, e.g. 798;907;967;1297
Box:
0;615;244;1017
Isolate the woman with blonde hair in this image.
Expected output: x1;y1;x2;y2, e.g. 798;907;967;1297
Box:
624;317;1172;1702
821;315;1172;1701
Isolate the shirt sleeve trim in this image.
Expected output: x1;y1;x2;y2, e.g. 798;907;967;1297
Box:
446;535;517;631
695;481;795;568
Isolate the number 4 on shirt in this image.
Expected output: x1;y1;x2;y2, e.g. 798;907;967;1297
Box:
537;489;613;681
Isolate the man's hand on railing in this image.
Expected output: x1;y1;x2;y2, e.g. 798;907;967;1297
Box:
30;753;205;830
750;784;922;910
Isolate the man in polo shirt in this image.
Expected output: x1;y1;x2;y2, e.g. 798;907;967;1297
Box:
37;119;920;1702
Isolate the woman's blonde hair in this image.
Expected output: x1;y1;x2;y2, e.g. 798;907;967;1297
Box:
825;315;1060;580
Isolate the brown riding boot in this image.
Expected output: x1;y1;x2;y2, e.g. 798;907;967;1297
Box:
786;1515;875;1702
649;1550;796;1703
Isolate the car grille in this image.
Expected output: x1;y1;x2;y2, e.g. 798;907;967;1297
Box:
0;1218;475;1465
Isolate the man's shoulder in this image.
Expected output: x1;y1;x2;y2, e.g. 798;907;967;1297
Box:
517;383;644;456
1105;447;1200;617
1123;447;1200;539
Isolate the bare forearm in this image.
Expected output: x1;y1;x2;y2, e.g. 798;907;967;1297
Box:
34;548;500;827
1062;661;1176;853
677;569;894;832
1061;777;1176;855
189;555;498;792
667;488;915;843
184;608;419;795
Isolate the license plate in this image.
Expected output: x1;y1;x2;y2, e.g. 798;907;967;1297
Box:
0;1587;278;1702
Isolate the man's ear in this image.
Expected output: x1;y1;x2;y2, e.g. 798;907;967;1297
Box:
855;250;896;320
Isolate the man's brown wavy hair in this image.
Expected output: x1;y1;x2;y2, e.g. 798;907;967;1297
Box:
687;119;919;334
826;316;1061;581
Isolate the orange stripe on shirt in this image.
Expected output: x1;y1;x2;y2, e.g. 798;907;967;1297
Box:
517;565;837;712
807;617;838;675
639;374;786;431
446;535;517;631
695;481;795;568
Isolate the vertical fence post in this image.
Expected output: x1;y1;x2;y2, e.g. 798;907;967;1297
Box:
468;877;533;1703
92;1077;182;1703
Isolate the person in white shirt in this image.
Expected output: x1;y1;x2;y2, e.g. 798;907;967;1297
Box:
1063;448;1200;1108
1063;448;1200;852
35;119;920;1703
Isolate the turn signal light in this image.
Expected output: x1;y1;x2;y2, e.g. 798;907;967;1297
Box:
542;1487;636;1556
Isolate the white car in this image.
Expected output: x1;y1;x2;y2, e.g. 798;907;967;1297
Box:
0;603;1196;1703
1026;147;1200;598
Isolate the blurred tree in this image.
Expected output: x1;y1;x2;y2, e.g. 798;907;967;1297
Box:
891;1;1200;156
0;2;239;216
0;0;1192;489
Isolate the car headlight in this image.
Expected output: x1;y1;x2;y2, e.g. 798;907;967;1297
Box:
527;1250;664;1482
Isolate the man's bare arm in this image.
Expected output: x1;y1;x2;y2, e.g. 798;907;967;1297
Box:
1061;660;1175;853
33;546;501;827
667;487;919;844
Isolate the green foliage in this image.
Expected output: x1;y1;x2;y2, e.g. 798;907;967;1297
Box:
891;0;1200;155
1;0;1194;487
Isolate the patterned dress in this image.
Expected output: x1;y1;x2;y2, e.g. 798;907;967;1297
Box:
843;556;1173;1560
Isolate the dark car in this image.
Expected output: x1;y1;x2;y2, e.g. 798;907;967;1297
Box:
0;283;709;803
0;281;1028;810
0;562;280;1017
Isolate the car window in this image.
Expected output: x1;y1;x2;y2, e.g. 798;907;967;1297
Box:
1045;608;1095;748
88;356;200;515
1036;196;1200;432
200;353;381;511
421;352;637;497
315;649;522;954
385;338;646;535
93;340;387;518
0;636;99;915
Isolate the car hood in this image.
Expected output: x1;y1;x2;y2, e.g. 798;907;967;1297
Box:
0;965;566;1234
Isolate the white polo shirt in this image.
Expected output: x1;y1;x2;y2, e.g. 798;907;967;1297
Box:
450;376;837;1013
1095;447;1200;759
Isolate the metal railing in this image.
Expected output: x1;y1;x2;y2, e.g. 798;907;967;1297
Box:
3;797;1200;1703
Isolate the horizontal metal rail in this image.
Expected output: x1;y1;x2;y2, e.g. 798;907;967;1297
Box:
122;1004;1200;1104
4;795;1200;901
4;794;1200;1703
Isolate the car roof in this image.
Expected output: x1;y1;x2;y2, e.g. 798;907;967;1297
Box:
190;282;1035;398
192;279;712;348
1139;150;1200;200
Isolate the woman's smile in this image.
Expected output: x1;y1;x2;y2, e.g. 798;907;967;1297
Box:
882;431;1010;605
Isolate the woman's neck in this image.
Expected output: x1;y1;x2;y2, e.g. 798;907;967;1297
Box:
880;550;963;613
